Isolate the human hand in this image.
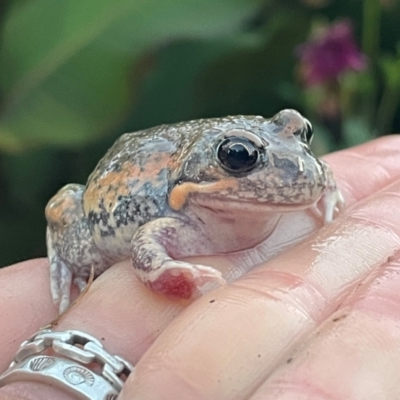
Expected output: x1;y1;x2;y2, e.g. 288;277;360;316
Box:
1;135;400;399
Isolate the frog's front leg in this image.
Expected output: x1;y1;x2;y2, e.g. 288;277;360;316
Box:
131;218;226;299
319;160;345;223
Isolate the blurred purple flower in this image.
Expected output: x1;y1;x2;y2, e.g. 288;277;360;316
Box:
296;20;367;86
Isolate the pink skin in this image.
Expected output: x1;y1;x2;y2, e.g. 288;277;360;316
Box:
1;135;400;400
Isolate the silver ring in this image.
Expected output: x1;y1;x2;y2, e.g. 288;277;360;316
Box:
0;329;134;400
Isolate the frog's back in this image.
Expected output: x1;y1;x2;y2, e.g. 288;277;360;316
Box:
84;115;256;205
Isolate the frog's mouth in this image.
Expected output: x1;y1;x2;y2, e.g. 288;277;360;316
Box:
191;196;318;214
168;179;321;213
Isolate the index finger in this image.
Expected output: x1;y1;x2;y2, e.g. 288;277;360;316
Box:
119;136;400;400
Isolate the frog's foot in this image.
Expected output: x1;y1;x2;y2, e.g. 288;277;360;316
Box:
322;186;345;223
132;217;224;299
145;261;226;299
311;188;345;224
313;160;346;223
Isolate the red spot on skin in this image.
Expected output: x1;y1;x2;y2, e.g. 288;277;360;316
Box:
148;270;197;299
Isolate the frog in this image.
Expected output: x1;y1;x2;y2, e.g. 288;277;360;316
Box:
45;109;344;313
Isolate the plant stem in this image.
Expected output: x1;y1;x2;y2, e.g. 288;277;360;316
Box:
362;0;381;63
362;0;381;126
375;85;400;135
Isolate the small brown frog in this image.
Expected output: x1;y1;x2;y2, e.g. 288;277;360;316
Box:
46;109;344;312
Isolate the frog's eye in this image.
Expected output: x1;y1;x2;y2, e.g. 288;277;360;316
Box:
300;119;313;144
217;137;259;173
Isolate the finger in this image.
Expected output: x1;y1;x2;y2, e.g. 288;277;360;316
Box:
120;178;400;400
0;135;399;400
250;250;400;399
1;134;397;359
0;260;188;399
0;259;57;372
323;135;400;204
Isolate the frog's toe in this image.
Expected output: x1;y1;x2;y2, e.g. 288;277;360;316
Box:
49;257;72;314
323;188;345;223
146;261;226;299
74;276;88;293
47;229;73;313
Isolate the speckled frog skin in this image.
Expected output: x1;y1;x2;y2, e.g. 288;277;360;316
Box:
46;109;344;312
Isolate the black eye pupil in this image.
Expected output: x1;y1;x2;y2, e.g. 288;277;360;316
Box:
217;138;259;172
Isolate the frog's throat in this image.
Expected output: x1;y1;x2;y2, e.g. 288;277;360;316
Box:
168;179;239;211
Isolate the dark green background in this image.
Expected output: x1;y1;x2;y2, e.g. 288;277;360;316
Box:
0;0;399;266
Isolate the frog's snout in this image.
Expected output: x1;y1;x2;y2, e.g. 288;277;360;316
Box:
272;109;305;126
271;109;314;145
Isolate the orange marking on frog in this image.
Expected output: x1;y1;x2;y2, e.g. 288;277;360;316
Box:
84;153;171;214
168;179;239;211
46;191;79;226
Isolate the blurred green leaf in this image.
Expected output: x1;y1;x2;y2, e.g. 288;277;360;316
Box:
343;115;373;147
375;48;400;134
193;9;311;117
125;36;264;130
0;0;264;152
380;49;400;89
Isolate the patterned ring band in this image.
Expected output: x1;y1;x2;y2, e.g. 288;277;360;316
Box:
0;329;134;400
